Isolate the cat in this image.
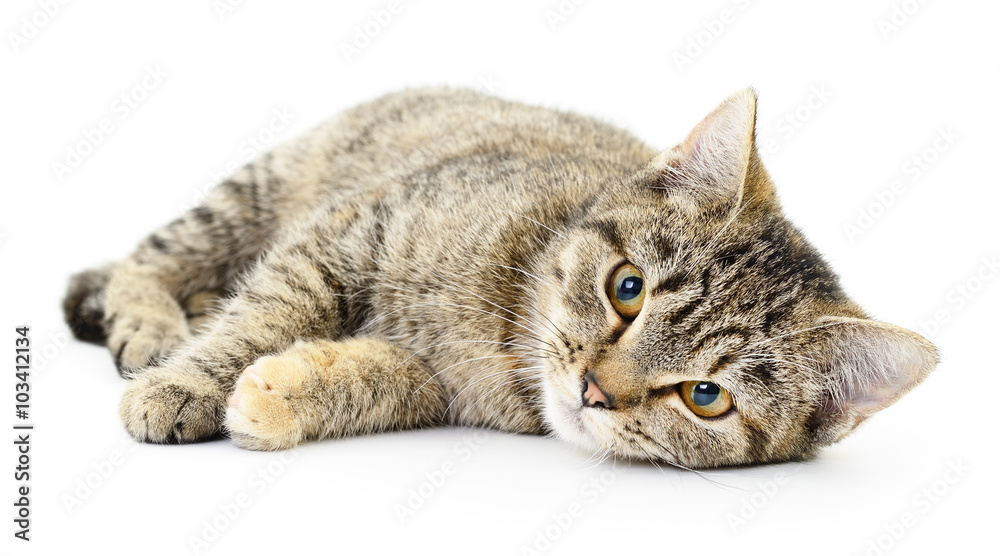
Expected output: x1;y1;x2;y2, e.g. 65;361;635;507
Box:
62;88;938;469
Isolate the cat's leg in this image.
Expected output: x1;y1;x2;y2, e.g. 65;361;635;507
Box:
225;338;447;450
63;262;224;344
118;196;379;444
65;150;321;373
183;290;225;334
101;165;280;373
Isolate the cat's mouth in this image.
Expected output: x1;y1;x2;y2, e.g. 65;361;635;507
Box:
540;370;607;453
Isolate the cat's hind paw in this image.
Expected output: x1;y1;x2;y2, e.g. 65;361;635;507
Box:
108;314;190;373
225;359;306;451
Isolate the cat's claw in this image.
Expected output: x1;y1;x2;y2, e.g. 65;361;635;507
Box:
119;369;224;443
108;316;190;372
225;359;304;451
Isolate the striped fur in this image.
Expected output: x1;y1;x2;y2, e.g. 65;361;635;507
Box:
63;88;937;468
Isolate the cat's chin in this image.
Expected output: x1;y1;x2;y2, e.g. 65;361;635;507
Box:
540;381;605;455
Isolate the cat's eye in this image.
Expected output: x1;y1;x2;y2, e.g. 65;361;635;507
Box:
679;381;733;418
607;263;646;319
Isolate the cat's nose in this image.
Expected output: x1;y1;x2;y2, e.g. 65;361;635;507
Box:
582;372;615;409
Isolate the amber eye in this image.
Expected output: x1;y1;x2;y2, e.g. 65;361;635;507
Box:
679;381;733;418
607;263;645;319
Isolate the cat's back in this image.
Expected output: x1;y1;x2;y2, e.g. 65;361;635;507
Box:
333;87;652;168
284;88;655;206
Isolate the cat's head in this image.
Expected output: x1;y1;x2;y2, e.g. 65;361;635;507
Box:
529;90;937;468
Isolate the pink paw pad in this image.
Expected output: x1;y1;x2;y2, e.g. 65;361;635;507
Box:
229;363;266;408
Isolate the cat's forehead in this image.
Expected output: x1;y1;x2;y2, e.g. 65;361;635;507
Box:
578;214;832;339
581;206;759;280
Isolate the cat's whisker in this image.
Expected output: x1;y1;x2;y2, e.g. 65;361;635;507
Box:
449;373;545;430
509;301;569;348
582;447;615;473
500;209;568;240
764;357;825;380
360;299;552;347
625;429;742;491
454;359;543;389
735;371;778;403
418;355;524;398
635;445;675;482
428;271;566;343
740;352;819;363
598;449;617;470
486;263;558;291
443;368;524;416
412;354;516;393
451;367;547;415
742;321;851;350
456;251;558;293
489;325;561;357
381;339;543;378
429;271;524;321
622;435;682;480
448;377;542;423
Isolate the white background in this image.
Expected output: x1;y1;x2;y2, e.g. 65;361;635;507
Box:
2;1;998;555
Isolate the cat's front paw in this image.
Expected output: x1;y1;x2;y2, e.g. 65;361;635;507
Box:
225;358;308;451
119;369;224;443
108;314;190;372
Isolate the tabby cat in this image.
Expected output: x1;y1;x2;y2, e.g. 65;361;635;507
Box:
63;88;937;468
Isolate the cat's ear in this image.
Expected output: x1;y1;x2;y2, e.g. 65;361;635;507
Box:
809;317;938;446
651;88;758;208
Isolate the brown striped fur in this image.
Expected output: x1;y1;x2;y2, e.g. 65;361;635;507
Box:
63;88;937;468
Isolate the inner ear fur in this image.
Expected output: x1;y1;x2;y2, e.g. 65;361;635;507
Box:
809;316;939;446
651;88;758;210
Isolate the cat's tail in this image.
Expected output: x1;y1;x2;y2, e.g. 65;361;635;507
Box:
63;263;115;345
